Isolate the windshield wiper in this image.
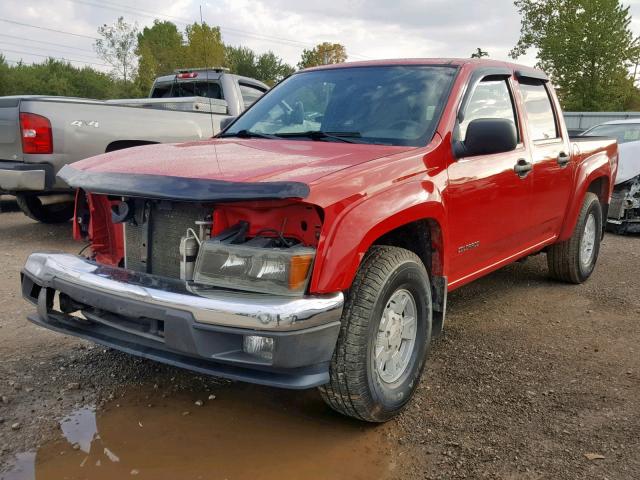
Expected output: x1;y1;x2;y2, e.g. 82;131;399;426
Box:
275;131;363;143
219;129;279;140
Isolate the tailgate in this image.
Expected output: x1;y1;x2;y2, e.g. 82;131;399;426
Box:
0;97;22;161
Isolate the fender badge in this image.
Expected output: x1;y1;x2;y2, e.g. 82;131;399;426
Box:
458;241;480;254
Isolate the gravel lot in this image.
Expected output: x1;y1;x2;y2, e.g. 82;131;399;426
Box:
1;197;638;479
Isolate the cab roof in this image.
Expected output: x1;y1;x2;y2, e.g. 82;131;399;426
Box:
302;58;544;78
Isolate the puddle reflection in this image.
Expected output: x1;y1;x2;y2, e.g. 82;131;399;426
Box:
2;384;396;480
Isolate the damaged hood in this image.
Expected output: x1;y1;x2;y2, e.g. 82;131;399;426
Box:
60;138;412;201
616;141;640;184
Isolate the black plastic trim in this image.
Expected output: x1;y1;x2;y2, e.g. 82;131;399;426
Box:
27;312;330;389
58;165;310;202
515;69;549;82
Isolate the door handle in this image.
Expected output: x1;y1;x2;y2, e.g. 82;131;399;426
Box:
557;151;570;167
514;158;533;178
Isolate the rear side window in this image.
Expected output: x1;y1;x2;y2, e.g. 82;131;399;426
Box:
459;79;517;140
151;81;223;99
239;83;266;108
519;81;559;141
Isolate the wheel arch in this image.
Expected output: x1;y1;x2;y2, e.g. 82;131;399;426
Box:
310;192;449;335
559;151;611;241
370;217;447;336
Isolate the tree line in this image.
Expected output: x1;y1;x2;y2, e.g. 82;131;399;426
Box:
0;16;347;99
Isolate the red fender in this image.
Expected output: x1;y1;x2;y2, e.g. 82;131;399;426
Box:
309;179;447;294
558;149;614;241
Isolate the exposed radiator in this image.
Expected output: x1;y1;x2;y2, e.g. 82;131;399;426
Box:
124;201;212;278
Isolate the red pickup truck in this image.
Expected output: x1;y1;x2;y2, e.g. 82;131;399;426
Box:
21;59;617;422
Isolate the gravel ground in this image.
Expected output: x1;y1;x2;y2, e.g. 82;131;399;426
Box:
1;199;638;479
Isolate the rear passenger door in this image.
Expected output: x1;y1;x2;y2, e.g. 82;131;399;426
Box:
517;77;573;241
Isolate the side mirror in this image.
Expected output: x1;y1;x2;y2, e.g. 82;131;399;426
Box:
220;116;237;132
454;118;517;158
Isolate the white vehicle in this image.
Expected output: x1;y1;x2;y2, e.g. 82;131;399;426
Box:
582;120;640;234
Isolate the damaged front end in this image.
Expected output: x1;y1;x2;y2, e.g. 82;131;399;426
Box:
21;170;344;389
608;175;640;234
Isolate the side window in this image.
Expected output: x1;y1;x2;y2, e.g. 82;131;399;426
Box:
459;79;517;140
519;81;559;141
239;83;266;108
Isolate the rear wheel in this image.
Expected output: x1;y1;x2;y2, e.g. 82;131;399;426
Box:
319;246;432;422
16;193;74;224
547;192;602;283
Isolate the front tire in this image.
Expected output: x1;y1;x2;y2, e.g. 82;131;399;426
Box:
16;193;74;224
547;192;602;283
319;246;432;422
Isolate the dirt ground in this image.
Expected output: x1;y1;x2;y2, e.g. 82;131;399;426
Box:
0;196;639;479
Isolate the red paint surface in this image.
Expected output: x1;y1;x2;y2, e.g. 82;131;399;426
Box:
74;139;411;185
76;192;123;267
72;59;617;295
211;201;323;247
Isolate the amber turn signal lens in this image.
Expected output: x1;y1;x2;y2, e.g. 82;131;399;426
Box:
288;254;314;291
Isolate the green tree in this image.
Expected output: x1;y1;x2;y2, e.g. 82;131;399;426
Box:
0;55;10;96
136;20;184;92
510;0;639;111
95;16;139;82
256;51;294;85
183;22;225;69
0;57;141;99
225;46;294;85
298;42;347;69
471;48;489;58
135;43;160;94
225;46;258;78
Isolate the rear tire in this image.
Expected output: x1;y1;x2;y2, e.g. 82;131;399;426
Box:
319;246;432;422
16;193;74;224
547;192;602;283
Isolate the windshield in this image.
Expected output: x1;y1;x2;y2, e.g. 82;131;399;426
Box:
583;123;640;144
223;65;457;147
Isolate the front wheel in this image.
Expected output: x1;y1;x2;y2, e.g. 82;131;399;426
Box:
319;246;432;422
16;193;74;224
547;192;602;283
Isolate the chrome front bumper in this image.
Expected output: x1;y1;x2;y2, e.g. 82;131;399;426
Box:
22;253;344;332
21;253;344;388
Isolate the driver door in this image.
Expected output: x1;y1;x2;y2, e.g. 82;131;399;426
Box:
446;76;534;287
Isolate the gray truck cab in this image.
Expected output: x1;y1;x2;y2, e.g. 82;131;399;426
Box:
150;68;268;116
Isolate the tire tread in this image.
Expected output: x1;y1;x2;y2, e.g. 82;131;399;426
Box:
547;192;601;283
319;245;428;422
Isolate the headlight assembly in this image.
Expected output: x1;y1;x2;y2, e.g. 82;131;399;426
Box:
193;241;315;296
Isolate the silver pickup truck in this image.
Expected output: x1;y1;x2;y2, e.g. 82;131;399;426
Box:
0;68;268;223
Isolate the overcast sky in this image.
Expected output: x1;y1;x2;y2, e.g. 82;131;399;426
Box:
2;0;640;74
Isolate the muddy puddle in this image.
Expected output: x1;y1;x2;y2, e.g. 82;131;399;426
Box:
2;384;399;480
